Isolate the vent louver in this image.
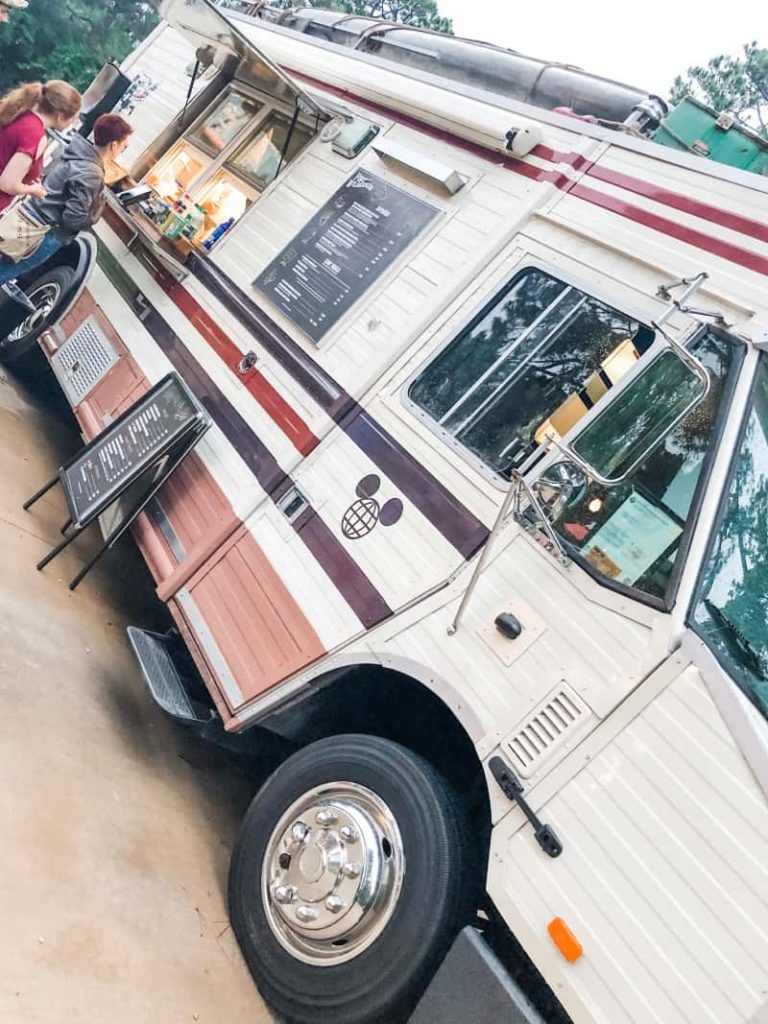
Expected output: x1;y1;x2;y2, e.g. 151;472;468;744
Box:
51;316;119;406
505;687;590;777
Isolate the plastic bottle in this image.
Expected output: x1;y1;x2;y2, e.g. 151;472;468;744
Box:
202;216;235;251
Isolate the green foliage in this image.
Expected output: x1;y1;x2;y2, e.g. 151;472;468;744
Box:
671;42;768;140
0;0;158;94
311;0;453;34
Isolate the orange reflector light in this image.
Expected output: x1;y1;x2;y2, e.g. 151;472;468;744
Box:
548;917;583;962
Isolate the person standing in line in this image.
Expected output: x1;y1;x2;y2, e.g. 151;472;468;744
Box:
0;113;133;286
0;79;82;212
0;0;28;25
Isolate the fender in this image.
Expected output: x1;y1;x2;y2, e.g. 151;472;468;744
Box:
0;232;98;341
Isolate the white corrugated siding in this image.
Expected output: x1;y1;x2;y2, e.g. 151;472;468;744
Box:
488;664;768;1024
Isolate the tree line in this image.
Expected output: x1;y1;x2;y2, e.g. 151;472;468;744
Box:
0;0;763;139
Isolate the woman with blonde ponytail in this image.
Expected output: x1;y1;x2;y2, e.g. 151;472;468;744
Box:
0;80;81;213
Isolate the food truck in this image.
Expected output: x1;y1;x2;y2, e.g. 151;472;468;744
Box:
2;1;767;1021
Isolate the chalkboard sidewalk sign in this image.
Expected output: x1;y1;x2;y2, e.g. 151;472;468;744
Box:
24;373;211;590
255;170;438;343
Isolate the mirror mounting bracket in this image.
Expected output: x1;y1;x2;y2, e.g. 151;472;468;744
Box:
655;271;732;328
511;470;572;568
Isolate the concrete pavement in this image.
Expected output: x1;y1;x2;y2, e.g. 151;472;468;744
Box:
0;357;274;1024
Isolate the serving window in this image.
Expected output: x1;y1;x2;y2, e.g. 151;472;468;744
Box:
139;85;314;250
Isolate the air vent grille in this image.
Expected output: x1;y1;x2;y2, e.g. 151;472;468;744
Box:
51;316;118;406
505;687;590;777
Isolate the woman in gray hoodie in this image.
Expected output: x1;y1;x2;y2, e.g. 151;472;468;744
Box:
0;113;132;287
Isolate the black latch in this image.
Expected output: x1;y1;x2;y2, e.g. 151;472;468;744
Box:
489;755;563;858
494;612;522;640
237;350;258;374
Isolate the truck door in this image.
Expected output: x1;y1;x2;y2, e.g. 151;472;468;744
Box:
487;350;768;1024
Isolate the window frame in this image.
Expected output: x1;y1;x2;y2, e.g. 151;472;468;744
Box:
688;351;768;703
144;82;315;213
541;326;745;612
402;260;662;489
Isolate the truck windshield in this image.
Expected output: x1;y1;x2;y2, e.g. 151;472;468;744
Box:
691;355;768;719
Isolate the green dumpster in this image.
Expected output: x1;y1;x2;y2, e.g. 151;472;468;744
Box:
653;96;768;175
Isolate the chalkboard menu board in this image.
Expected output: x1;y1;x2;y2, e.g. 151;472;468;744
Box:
61;373;208;529
255;170;438;343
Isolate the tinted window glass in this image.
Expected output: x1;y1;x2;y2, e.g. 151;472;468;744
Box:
409;270;651;475
692;355;768;717
189;92;263;154
548;332;739;599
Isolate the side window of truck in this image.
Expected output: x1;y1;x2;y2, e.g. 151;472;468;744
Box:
691;355;768;718
408;268;655;475
409;268;743;605
546;330;741;602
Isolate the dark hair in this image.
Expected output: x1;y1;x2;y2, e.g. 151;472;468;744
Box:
93;113;133;147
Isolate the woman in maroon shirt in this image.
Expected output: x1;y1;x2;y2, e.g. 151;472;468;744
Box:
0;80;81;212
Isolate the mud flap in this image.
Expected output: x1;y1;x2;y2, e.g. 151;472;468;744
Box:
409;927;546;1024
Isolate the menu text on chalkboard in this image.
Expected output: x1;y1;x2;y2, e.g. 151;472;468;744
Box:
61;374;209;529
255;171;438;343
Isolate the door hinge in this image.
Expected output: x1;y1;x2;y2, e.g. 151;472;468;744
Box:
489;755;563;858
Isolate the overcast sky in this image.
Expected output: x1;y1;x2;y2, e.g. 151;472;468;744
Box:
436;0;761;98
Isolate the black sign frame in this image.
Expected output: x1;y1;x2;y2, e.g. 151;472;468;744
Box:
24;373;211;591
60;373;208;531
255;170;439;343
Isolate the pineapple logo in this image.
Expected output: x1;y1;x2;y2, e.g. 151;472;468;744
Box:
341;475;403;540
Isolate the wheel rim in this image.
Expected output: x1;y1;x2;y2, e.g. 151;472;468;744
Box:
5;282;62;344
262;782;405;967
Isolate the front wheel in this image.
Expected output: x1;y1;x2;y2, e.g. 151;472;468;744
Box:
229;734;481;1024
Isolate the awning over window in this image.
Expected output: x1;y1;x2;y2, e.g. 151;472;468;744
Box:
157;0;328;119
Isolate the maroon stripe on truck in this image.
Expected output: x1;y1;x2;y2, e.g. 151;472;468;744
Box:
570;182;768;276
97;244;392;629
189;256;490;558
586;164;768;244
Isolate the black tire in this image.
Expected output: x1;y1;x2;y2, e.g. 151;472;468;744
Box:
229;734;480;1024
0;265;76;364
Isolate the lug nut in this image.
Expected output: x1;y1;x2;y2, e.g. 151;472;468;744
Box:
278;853;291;870
340;826;358;843
343;862;361;879
325;895;344;913
274;885;296;905
296;905;319;924
291;822;309;842
316;809;338;827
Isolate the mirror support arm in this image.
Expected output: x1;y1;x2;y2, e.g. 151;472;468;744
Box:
447;471;570;636
447;476;518;636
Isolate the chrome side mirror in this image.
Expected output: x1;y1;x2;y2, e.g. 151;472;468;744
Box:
531;461;588;521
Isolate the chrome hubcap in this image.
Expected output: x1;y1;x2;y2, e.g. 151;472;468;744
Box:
262;783;405;966
6;282;61;343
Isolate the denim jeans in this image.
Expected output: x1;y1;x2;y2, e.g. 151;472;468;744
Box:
0;233;63;288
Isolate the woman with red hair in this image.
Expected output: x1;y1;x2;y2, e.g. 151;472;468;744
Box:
0;112;133;286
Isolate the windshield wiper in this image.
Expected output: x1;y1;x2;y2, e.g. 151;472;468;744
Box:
703;599;766;680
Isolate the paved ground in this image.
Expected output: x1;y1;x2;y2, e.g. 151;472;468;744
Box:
0;356;274;1024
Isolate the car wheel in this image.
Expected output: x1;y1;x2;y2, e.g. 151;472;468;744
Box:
229;734;481;1024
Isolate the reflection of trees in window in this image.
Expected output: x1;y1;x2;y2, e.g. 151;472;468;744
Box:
409;269;642;472
694;361;768;716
